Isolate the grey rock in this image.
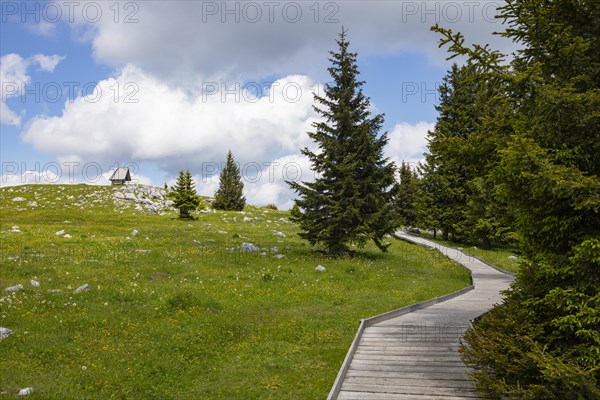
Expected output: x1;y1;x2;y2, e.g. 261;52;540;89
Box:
0;326;14;341
55;230;65;236
73;284;90;294
12;197;26;202
5;284;24;292
508;255;518;260
124;193;136;201
315;265;326;272
30;280;40;287
17;387;33;396
274;231;286;237
132;229;139;236
274;254;285;259
241;243;260;253
113;192;125;199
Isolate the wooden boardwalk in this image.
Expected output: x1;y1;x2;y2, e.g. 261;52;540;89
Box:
328;232;515;399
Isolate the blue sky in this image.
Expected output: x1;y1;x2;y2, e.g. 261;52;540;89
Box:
1;1;515;208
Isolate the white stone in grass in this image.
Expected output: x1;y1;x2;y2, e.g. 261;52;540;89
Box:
241;243;260;252
0;326;14;340
113;192;125;199
132;229;139;236
243;216;253;222
16;387;33;396
508;255;518;260
4;284;23;292
55;229;65;236
63;234;72;239
274;254;285;259
73;284;89;294
315;265;326;272
12;197;26;202
274;231;286;238
30;280;40;287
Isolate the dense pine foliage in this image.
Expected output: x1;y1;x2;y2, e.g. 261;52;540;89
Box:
213;150;246;211
427;1;600;397
168;170;201;218
288;29;399;255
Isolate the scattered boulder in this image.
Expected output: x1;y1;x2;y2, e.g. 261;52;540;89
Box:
12;197;26;202
55;230;65;236
30;280;40;287
73;284;90;294
315;265;326;272
10;226;20;233
17;387;33;396
63;234;72;239
243;217;253;222
241;243;260;253
124;193;137;201
132;229;139;236
27;201;37;207
0;327;14;341
274;231;286;238
113;192;125;199
508;255;518;260
5;284;24;292
274;254;285;259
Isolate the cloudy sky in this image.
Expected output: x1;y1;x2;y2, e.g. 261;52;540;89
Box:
1;1;516;208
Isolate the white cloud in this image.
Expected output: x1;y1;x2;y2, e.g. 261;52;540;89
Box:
0;101;22;125
1;169;67;187
386;121;434;167
73;1;517;83
25;20;57;37
31;54;65;72
22;64;320;170
1;53;64;126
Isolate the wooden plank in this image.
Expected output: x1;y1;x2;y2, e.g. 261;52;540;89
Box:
327;232;515;400
345;369;470;380
338;391;492;400
341;383;483;397
344;376;477;389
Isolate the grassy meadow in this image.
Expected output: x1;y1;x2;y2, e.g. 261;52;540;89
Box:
1;184;472;399
419;233;521;274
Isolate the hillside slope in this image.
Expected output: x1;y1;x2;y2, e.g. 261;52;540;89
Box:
0;184;471;399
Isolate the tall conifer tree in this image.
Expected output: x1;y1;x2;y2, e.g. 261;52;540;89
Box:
213;150;246;211
288;29;399;255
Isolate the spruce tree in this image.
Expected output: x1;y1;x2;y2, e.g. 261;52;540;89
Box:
213;150;246;211
288;28;399;255
396;162;419;227
169;170;201;218
432;1;600;397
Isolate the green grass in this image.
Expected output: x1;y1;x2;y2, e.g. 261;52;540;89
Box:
1;185;472;399
419;232;521;274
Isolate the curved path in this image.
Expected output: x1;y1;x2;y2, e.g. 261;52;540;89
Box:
328;232;515;400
